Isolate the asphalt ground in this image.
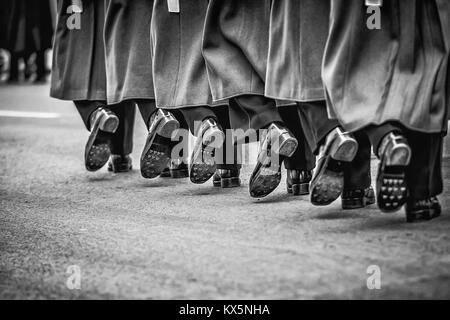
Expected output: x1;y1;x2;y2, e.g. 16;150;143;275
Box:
1;83;450;299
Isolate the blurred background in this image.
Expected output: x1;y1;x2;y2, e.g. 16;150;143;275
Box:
0;0;56;84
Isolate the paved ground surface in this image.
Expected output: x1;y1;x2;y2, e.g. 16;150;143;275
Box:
1;83;450;300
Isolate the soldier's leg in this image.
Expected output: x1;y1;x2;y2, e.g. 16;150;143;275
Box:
178;105;241;186
405;131;443;222
227;95;299;198
138;103;187;180
279;105;315;196
74;100;119;172
8;52;20;82
341;131;375;210
34;50;47;83
296;101;359;206
179;106;217;135
228;95;284;132
106;101;136;173
212;106;242;188
364;122;411;213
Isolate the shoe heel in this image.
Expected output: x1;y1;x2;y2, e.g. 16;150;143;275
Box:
203;126;225;149
278;133;298;157
330;133;358;162
99;111;119;133
269;124;298;157
156;113;180;138
387;144;411;167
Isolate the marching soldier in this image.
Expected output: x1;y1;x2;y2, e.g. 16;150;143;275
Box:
265;0;374;209
322;0;450;221
103;0;188;176
202;0;301;198
147;0;242;188
51;0;136;173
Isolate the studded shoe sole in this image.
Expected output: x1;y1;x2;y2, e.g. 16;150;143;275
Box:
140;113;180;179
310;130;358;206
249;141;297;198
190;124;225;184
249;124;298;198
376;134;411;213
85;110;119;172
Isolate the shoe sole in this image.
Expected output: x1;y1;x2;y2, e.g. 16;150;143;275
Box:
248;132;297;198
275;133;298;158
287;183;310;196
310;156;343;206
310;137;356;206
140;118;179;179
376;145;411;213
376;166;408;213
85;113;119;172
330;137;358;162
249;164;282;198
189;128;225;184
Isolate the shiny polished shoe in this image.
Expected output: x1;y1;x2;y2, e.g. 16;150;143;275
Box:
249;123;298;198
85;107;119;172
286;169;312;195
107;154;132;173
310;127;358;206
341;186;375;210
140;110;180;179
189;118;225;184
376;132;411;213
212;168;241;188
406;197;441;223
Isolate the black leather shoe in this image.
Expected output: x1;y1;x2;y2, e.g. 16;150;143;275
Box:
213;168;241;188
168;159;189;178
406;197;441;223
160;160;189;178
376;132;411;213
160;167;171;178
249;123;298;198
85;107;119;172
140;110;180;179
189;118;225;184
286;170;312;195
107;154;132;173
341;186;375;210
310;127;358;206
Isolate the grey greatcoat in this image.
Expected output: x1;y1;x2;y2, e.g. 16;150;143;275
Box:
265;0;329;102
202;0;271;102
151;0;220;109
322;0;450;134
50;0;107;101
104;0;155;105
